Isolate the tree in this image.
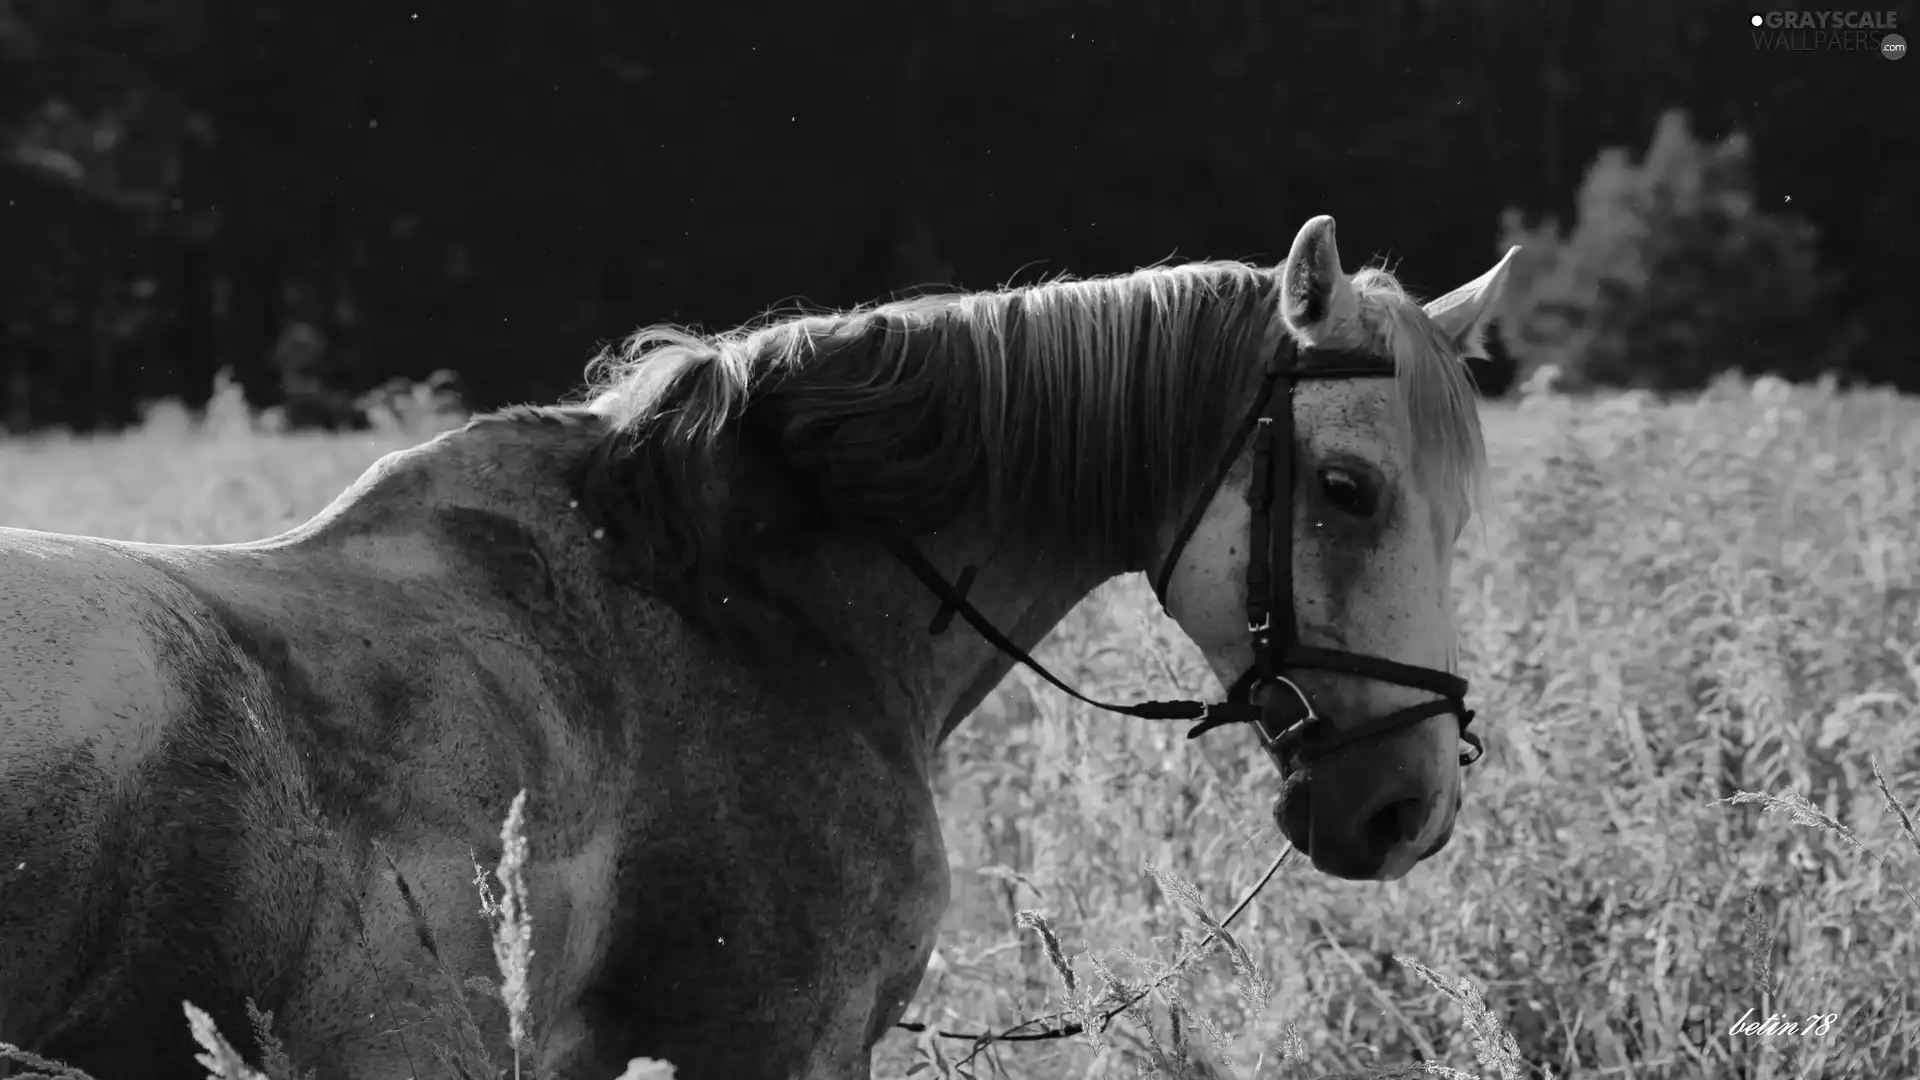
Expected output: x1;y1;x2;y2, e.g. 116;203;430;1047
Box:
1496;110;1855;394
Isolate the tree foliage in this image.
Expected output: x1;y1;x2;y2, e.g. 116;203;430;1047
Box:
2;1;1916;430
1498;110;1858;394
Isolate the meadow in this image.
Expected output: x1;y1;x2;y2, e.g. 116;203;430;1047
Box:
2;372;1917;1079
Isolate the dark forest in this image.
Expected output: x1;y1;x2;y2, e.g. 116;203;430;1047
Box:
2;0;1914;432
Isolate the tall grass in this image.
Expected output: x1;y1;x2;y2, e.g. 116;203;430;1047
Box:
878;370;1920;1079
2;372;1916;1077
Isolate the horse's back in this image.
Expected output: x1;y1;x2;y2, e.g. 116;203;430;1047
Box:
1;529;182;785
0;527;337;1078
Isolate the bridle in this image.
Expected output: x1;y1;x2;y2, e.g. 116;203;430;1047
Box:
884;335;1483;774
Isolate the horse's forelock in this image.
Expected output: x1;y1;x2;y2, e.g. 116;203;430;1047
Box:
1344;268;1490;524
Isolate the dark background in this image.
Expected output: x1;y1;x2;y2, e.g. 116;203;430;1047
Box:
2;0;1914;432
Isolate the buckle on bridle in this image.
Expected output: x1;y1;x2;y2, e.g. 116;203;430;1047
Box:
1247;613;1273;634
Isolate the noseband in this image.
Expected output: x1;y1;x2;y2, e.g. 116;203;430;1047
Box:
882;338;1483;774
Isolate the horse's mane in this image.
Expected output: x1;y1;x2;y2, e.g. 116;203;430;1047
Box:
577;260;1485;575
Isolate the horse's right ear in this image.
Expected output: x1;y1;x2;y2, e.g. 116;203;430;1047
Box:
1279;215;1360;345
1423;247;1520;361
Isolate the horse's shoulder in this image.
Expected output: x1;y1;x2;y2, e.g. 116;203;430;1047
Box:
257;410;672;708
253;408;825;739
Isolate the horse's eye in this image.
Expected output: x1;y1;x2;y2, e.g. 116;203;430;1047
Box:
1318;467;1378;519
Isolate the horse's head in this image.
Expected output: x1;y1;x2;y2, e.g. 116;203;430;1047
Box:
1157;215;1516;881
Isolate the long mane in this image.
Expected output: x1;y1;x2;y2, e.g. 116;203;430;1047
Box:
578;260;1484;575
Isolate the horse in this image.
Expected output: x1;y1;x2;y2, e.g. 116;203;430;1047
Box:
0;215;1516;1080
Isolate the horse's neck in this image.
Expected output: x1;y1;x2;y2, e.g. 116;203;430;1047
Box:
787;527;1112;769
305;412;1114;768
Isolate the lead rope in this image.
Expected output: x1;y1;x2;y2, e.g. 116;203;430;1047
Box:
892;843;1296;1055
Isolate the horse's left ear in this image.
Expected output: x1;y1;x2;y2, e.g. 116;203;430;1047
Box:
1423;247;1520;360
1280;215;1361;344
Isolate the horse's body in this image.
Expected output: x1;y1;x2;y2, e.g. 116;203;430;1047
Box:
1;411;1002;1078
1;217;1516;1079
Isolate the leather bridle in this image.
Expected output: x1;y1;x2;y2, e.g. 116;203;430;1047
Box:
886;335;1484;774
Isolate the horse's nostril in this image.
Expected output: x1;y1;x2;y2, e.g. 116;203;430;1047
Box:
1362;796;1425;852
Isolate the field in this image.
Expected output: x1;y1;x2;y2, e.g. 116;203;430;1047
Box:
3;375;1918;1079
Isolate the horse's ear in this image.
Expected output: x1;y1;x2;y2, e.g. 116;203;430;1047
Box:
1423;247;1520;361
1280;215;1360;343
